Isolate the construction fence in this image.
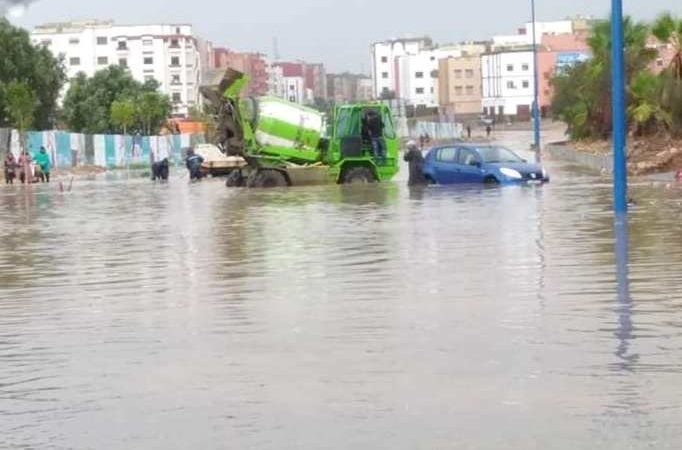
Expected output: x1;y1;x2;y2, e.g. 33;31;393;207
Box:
0;128;206;169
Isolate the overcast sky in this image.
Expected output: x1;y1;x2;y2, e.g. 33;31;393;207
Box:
7;0;682;73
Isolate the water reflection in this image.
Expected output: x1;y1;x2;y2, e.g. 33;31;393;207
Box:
614;214;636;371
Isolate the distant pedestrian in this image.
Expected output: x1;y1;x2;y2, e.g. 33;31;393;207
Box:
485;125;492;138
18;150;32;184
185;148;204;181
34;147;51;183
403;140;427;186
466;125;472;139
4;152;17;184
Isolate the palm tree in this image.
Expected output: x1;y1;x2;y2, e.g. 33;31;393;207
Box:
653;12;682;135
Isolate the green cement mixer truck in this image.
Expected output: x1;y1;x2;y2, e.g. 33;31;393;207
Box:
200;69;400;188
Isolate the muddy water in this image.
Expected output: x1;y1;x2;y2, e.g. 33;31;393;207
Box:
2;137;682;449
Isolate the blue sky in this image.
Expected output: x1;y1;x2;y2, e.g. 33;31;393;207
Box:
8;0;682;72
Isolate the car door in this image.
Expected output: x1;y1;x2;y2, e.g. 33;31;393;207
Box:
456;147;485;183
432;147;459;184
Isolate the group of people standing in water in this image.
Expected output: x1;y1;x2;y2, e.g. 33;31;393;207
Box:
3;147;51;185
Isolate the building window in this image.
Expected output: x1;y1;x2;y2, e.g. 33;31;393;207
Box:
96;36;107;45
430;87;434;93
454;69;463;78
454;86;463;95
119;58;128;68
97;56;108;65
144;75;155;82
289;96;296;102
381;56;388;63
415;72;424;79
117;41;128;50
171;56;180;66
381;72;389;79
175;27;181;34
69;57;80;66
143;39;153;46
144;57;154;65
69;38;79;45
170;38;180;48
465;69;474;78
522;63;529;71
430;56;435;61
416;87;425;94
172;92;182;103
522;80;530;88
657;59;664;67
466;85;474;95
171;74;181;85
506;64;514;72
507;81;516;89
40;39;52;46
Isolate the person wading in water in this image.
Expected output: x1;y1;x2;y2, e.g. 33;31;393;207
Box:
403;140;427;186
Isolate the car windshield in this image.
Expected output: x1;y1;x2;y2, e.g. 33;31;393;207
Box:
477;146;524;163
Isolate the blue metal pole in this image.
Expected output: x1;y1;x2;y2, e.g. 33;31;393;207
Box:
531;0;541;156
612;0;628;214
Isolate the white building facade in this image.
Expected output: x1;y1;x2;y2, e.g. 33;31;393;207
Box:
370;37;432;99
396;48;464;109
31;20;206;116
492;20;574;49
481;50;535;119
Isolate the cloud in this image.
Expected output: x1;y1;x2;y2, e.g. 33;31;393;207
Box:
1;0;36;16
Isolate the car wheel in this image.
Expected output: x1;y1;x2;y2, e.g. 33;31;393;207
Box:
484;176;499;184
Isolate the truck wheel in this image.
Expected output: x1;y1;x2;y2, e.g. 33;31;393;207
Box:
225;170;244;187
247;169;288;188
342;166;376;184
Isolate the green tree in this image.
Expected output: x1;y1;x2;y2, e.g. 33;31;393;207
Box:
551;16;657;139
628;72;671;135
653;12;682;135
110;99;136;135
4;82;36;152
63;66;170;134
136;91;171;135
0;19;65;130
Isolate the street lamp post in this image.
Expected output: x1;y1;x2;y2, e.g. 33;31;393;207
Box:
531;0;541;158
612;0;628;215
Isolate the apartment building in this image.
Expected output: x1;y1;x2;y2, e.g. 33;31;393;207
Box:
213;48;269;96
481;50;536;119
31;20;207;117
439;55;484;118
370;36;433;99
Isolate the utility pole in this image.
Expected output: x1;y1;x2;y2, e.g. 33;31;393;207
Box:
611;0;628;215
531;0;541;159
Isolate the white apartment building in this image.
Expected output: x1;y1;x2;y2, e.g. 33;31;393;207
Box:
481;50;535;119
31;20;207;116
492;20;574;49
283;76;306;105
396;47;463;109
267;64;286;99
371;36;432;99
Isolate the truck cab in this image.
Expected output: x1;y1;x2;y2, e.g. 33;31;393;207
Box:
325;104;399;183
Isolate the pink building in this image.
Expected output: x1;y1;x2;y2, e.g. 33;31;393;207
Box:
213;48;269;96
537;33;590;113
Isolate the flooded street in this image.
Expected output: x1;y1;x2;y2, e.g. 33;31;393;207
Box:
2;132;682;449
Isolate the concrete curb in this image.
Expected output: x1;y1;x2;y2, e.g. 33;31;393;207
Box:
545;142;613;173
545;142;677;181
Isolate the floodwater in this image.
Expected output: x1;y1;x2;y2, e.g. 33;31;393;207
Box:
2;133;682;449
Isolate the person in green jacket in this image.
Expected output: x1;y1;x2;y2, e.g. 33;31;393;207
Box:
34;146;51;183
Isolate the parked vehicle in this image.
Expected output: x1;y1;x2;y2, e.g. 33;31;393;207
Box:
423;144;549;185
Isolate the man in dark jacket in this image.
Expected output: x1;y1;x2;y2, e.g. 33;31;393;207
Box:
185;149;204;181
403;140;426;186
151;158;170;181
365;109;386;165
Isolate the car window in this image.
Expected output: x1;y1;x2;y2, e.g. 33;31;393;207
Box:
457;148;480;166
436;147;457;163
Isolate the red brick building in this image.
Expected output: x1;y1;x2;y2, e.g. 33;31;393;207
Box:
213;48;269;96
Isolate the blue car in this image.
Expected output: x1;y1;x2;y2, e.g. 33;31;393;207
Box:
423;144;550;185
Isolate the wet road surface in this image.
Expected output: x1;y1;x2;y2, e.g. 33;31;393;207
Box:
2;132;682;449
